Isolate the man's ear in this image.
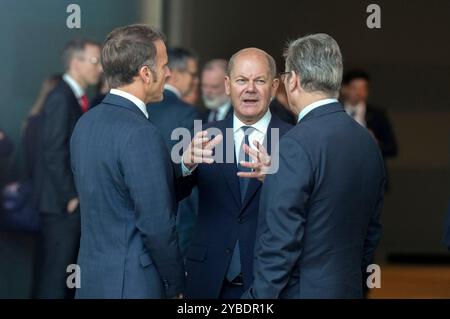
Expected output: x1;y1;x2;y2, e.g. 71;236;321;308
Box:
271;78;279;97
139;65;152;84
288;71;299;92
225;76;231;96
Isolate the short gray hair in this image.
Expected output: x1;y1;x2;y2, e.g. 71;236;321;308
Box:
284;33;343;97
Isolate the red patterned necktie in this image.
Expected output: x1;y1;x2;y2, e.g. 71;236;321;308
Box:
80;95;89;113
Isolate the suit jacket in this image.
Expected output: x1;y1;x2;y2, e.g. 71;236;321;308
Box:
178;113;292;298
147;89;201;257
33;81;81;213
70;93;184;298
365;105;398;159
245;102;385;299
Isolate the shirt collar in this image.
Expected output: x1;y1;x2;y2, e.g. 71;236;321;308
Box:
109;89;149;119
164;84;182;98
233;108;272;134
63;73;84;99
298;98;338;122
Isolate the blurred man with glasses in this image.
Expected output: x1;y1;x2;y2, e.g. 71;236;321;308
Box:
33;38;102;299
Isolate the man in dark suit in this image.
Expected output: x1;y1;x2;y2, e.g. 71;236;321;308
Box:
70;24;184;299
33;38;102;298
179;48;292;299
244;34;385;299
341;69;398;191
147;48;201;257
200;59;232;123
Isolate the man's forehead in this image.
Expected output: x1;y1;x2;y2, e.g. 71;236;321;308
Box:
85;44;100;53
231;55;270;75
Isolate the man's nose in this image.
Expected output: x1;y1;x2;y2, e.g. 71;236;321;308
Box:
245;80;256;92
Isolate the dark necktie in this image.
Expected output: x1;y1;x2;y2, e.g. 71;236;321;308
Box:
209;110;218;123
238;126;255;201
226;125;255;282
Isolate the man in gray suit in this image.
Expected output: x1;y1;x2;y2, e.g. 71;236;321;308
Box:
244;34;385;298
70;24;184;298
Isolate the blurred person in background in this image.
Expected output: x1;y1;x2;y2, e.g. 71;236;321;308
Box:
201;59;232;123
23;75;62;182
341;69;398;191
1;75;62;232
33;38;102;299
182;73;200;106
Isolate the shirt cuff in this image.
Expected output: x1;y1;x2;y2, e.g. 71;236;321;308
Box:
181;161;197;176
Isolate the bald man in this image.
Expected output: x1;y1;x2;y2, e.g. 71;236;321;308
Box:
178;48;292;298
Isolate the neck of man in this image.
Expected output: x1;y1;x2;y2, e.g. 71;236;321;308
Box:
293;91;333;116
67;70;87;90
115;83;147;104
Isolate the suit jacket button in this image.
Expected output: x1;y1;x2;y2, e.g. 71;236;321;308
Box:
238;217;243;223
226;248;232;254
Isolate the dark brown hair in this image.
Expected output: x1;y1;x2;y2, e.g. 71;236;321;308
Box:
101;24;166;88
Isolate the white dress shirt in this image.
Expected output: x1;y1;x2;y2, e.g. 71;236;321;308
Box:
298;98;338;122
63;73;84;100
110;88;148;119
233;109;271;165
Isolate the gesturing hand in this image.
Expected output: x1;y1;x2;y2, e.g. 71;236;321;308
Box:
237;140;271;182
182;130;223;170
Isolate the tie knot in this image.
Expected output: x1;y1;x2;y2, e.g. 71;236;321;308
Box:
242;126;255;136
